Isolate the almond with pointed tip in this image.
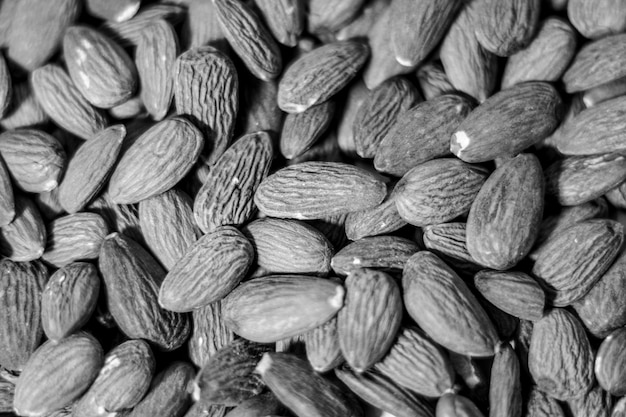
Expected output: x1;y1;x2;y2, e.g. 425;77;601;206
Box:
63;25;137;108
402;251;499;357
222;275;345;343
0;195;46;262
331;236;419;276
0;129;65;193
41;262;100;342
13;333;103;417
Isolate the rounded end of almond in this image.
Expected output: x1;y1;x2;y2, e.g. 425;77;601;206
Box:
254;352;272;376
451;131;470;157
329;285;345;310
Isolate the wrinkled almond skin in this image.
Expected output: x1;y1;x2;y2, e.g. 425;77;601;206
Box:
393;158;488;227
14;333;103;417
466;154;544;270
188;300;235;368
374;94;475;177
526;388;566;417
422;222;482;277
528;309;594;401
0;195;46;262
255;0;303;47
0;259;47;371
0;155;14;227
193;131;273;233
31;64;109;140
255;161;386;220
42;213;109;268
73;340;155;417
344;184;407;241
174;46;238;164
63;25;137;109
337;268;402;372
99;233;190;351
41;262;100;342
222;275;344;343
280;100;335;160
489;343;522;417
108;116;204;204
451;82;562;163
255;352;362;417
568;0;626;40
242;218;333;276
303;316;344;373
331;236;419;276
335;366;434;417
402;251;499;357
58;125;125;214
139;189;199;271
474;0;541;57
277;40;369;113
376;327;455;398
0;129;65;193
159;226;253;312
531;219;623;306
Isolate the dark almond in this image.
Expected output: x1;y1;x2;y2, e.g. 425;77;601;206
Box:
159;226;253;312
41;262;100;341
528;309;594;400
99;233;190;351
0;81;48;131
531;219;623;306
466;153;544;270
393;158;488;227
222;275;344;343
255;161;386;220
402;251;499;357
375;94;474;176
451;82;562;163
277;40;369;113
58;125;125;214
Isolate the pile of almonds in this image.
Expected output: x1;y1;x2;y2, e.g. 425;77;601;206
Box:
2;0;626;416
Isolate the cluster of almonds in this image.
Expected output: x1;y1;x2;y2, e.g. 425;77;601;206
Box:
3;0;626;417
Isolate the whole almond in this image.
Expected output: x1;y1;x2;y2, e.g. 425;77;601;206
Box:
138;189;199;271
31;64;109;140
528;309;594;400
393;158;488;227
13;333;103;417
338;268;402;372
108;116;204;204
331;236;419;276
174;46;238;164
277;40;369;113
255;161;386;220
280;100;335;160
41;262;100;341
466;153;544;270
242;218;334;276
531;219;623;306
73;340;155;417
0;259;47;371
136;19;178;121
0;129;65;193
0;195;46;262
99;233;190;351
63;25;137;109
159;226;253;312
193;131;273;233
213;0;282;81
451;82;562;163
402;251;499;357
222;275;344;343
